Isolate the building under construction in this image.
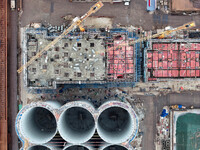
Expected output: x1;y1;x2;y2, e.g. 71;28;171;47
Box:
13;1;200;150
21;28;140;89
145;38;200;81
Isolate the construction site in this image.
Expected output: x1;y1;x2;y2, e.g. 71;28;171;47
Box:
1;0;200;150
154;105;200;150
22;27;139;88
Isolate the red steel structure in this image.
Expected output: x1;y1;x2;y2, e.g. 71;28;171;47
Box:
147;43;200;81
0;0;7;149
107;35;135;81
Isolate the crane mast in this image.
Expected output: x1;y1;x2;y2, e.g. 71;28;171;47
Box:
17;1;104;73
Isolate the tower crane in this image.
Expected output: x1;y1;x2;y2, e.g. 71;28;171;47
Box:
96;21;196;54
130;21;196;43
17;1;104;73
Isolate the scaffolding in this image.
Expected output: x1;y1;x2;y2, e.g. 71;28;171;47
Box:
22;28;139;89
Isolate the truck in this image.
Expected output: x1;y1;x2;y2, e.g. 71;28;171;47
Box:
11;0;15;10
170;105;186;110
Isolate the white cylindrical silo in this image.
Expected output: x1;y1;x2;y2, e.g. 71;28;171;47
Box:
97;101;138;144
18;102;58;144
58;101;96;144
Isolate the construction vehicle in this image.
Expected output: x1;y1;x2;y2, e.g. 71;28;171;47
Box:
17;1;104;73
170;105;186;110
96;21;196;54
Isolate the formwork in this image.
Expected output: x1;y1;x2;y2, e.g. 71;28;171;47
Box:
147;42;200;81
0;0;7;149
107;34;135;81
22;28;139;89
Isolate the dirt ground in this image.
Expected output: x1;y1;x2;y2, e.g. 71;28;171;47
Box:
172;0;200;11
140;91;200;150
20;0;200;30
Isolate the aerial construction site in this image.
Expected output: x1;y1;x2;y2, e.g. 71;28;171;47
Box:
1;0;200;150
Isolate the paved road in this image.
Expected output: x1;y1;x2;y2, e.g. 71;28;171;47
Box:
7;6;18;150
141;91;200;150
20;0;200;30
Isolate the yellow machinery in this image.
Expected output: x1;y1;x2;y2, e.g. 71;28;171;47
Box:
170;105;186;110
158;21;196;39
24;139;29;150
17;1;104;73
130;21;196;44
96;21;195;54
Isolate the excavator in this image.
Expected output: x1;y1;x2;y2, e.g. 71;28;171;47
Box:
17;1;104;73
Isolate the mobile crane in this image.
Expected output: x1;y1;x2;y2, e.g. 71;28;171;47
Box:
17;1;104;73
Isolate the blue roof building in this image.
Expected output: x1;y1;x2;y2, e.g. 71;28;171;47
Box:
147;0;156;11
